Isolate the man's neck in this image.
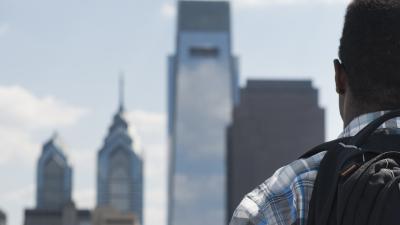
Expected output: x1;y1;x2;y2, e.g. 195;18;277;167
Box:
343;109;363;128
343;105;396;128
343;101;380;128
342;92;400;128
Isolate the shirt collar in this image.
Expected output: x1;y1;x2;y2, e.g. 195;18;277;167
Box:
339;110;400;138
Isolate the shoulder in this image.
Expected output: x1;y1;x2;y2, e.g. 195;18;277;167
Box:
230;151;326;225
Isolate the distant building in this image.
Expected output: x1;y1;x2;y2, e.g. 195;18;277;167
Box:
227;80;325;219
24;202;91;225
36;134;72;210
92;207;138;225
0;209;6;225
97;78;143;224
167;1;239;225
25;135;91;225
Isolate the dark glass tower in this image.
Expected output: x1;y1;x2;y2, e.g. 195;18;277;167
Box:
227;80;325;219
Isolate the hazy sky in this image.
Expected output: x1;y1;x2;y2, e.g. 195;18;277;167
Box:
0;1;350;225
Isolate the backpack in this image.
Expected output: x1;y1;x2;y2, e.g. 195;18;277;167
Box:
301;110;400;225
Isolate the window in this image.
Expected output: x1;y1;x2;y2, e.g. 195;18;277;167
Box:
43;158;64;208
108;149;131;212
189;47;219;58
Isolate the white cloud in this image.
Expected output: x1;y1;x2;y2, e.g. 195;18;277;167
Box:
0;23;9;37
0;85;88;165
0;86;87;129
0;128;40;165
161;2;177;18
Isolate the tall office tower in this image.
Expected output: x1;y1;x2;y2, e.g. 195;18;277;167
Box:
97;79;143;224
0;209;6;225
36;134;72;210
25;135;91;225
227;80;325;219
168;1;239;225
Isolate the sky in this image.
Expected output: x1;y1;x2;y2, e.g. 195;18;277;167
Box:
0;0;350;225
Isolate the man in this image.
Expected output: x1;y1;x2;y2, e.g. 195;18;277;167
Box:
230;0;400;224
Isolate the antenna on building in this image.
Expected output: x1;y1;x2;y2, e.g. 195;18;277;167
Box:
119;71;125;113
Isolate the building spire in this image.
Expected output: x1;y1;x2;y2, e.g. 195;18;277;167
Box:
52;130;59;141
119;71;125;113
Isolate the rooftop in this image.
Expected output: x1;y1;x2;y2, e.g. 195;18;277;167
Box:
178;1;230;32
245;79;314;92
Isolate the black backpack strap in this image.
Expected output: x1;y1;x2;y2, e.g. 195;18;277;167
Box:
307;110;400;225
350;110;400;146
306;143;361;225
299;137;351;159
303;110;400;159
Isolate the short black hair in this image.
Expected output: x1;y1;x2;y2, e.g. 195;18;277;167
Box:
339;0;400;109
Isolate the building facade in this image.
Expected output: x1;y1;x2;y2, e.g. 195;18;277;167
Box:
0;209;6;225
24;202;91;225
25;135;91;225
97;88;143;224
227;80;325;219
168;1;239;225
36;134;72;210
92;207;138;225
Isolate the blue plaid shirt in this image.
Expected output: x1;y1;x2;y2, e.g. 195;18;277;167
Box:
229;111;400;225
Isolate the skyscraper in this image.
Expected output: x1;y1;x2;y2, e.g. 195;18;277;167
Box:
97;78;143;224
25;134;91;225
36;134;72;210
168;1;239;225
227;80;325;219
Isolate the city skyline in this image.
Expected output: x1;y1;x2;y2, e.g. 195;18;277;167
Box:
23;79;142;225
0;1;349;225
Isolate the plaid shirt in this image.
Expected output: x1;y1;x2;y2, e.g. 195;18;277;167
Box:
229;111;400;225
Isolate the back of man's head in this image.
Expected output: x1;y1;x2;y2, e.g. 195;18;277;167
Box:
339;0;400;109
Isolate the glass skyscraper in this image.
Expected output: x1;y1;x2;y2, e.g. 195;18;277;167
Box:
168;1;239;225
36;134;72;210
27;134;91;225
97;81;143;224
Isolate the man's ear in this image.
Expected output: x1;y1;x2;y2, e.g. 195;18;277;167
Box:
334;59;347;95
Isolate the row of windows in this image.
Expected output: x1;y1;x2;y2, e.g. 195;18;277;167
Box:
189;47;220;58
